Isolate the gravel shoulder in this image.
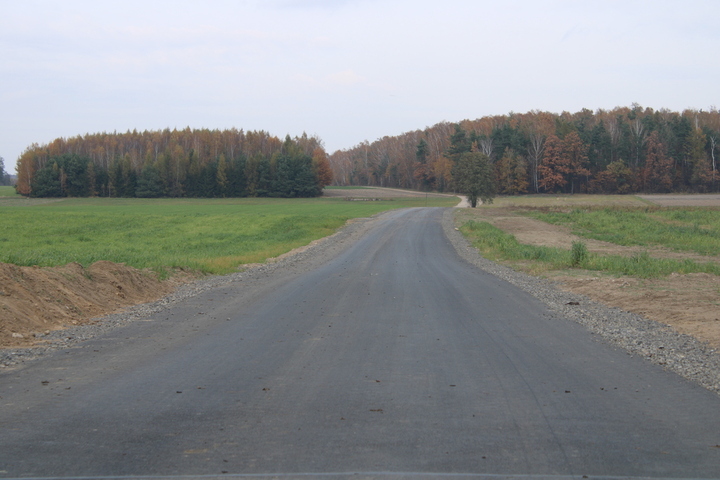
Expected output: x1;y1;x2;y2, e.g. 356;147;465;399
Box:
3;206;720;397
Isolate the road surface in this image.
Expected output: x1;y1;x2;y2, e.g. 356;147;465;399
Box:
1;207;720;479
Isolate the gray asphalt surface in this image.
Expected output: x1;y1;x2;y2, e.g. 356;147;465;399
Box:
1;207;720;479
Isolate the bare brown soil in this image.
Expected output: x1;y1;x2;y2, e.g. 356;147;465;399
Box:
457;194;720;348
0;262;197;348
554;273;720;348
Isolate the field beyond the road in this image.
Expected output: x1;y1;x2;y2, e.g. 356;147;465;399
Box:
0;192;456;275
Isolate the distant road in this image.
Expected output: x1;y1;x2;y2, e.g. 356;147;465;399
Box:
1;207;719;479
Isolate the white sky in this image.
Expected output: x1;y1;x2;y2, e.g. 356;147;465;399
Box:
1;0;719;172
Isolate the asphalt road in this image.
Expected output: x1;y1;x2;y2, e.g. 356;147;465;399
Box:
1;207;720;479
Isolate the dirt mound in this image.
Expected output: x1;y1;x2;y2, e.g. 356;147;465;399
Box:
0;261;195;348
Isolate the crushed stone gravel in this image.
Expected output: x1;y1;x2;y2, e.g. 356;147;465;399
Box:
2;207;720;397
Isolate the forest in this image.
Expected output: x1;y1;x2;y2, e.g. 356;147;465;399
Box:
14;129;333;198
328;105;719;195
12;105;720;198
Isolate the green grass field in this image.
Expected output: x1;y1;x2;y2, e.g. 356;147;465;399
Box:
0;195;456;275
460;220;720;278
0;186;18;197
459;196;720;278
527;207;720;257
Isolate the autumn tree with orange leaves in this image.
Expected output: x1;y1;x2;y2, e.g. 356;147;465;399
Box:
312;147;334;189
642;132;674;193
538;132;590;193
495;147;529;195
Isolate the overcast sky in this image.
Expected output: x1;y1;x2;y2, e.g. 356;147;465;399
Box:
1;0;718;172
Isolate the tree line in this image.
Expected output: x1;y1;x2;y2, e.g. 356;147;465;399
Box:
329;105;719;195
0;157;13;186
15;128;333;198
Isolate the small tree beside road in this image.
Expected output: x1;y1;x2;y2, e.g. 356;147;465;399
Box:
452;151;495;207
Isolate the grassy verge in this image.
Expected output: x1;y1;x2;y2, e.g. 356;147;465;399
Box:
526;206;720;256
0;195;455;275
460;220;720;278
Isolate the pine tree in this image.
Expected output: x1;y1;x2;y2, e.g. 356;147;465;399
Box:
447;124;471;158
135;164;163;197
30;161;62;197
